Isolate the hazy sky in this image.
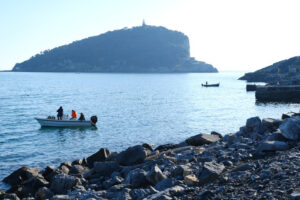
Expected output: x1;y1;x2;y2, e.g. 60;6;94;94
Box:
1;0;300;71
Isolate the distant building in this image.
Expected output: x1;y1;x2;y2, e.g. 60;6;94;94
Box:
142;19;146;26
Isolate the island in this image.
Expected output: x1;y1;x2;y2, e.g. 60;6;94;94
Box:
12;23;217;73
239;56;300;85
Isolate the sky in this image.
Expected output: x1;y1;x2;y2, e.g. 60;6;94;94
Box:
1;0;300;71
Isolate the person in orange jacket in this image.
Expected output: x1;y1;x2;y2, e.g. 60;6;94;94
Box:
71;110;78;119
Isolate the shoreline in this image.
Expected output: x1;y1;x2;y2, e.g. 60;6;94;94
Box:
2;112;300;199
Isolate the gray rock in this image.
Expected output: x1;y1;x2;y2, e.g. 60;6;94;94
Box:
3;193;20;200
42;166;56;181
222;133;237;145
154;178;177;191
50;174;79;194
185;133;220;146
232;164;253;172
170;165;191;178
109;184;129;192
262;118;282;129
87;148;111;168
130;187;158;199
50;195;71;200
58;165;70;175
280;117;300;140
291;188;300;200
142;143;154;152
154;144;178;152
282;113;291;120
145;186;184;200
257;141;289;152
2;167;41;186
93;161;121;177
35;187;53;200
125;168;148;188
146;165;167;185
103;176;124;189
59;162;72;169
266;130;287;142
211;131;223;138
69;165;89;175
246;116;262;129
198;161;225;184
116;145;148;166
71;159;83;166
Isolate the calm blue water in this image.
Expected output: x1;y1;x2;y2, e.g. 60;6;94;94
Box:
0;72;299;189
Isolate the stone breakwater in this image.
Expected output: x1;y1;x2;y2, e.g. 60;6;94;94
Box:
2;113;300;200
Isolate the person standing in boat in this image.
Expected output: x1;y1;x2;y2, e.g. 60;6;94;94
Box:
57;106;63;120
79;113;85;121
71;110;78;119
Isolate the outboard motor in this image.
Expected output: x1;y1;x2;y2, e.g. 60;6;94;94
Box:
90;116;98;126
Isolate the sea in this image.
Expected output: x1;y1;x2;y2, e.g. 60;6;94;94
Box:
0;71;299;189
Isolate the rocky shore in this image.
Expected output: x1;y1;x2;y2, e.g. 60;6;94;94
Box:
239;56;300;85
2;113;300;200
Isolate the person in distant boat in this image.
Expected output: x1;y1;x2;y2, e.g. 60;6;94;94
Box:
71;110;78;119
79;113;85;121
206;81;208;85
57;106;63;120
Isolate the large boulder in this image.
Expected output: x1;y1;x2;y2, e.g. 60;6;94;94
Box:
93;161;121;177
185;133;220;146
154;144;178;152
35;187;54;200
280;117;300;140
170;165;192;178
125;168;148;188
42;166;56;181
86;148;111;168
50;174;80;194
262;118;282;129
69;165;89;176
246;117;262;133
246;117;261;128
3;167;41;186
154;178;177;191
116;145;148;166
198;162;225;184
184;174;199;185
103;176;124;189
257;141;289;152
146;165;167;185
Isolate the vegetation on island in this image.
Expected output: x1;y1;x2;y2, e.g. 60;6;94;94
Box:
12;24;217;73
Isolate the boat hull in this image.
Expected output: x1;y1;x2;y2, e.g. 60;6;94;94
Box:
202;83;220;87
35;118;94;127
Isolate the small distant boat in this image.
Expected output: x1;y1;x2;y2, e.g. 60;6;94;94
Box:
35;116;98;127
202;83;220;87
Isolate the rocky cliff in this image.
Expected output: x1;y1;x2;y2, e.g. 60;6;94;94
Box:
12;25;217;73
239;56;300;85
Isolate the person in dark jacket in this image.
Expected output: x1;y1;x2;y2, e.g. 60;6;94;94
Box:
57;106;63;120
79;113;85;121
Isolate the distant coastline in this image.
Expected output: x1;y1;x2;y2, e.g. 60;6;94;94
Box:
239;56;300;85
